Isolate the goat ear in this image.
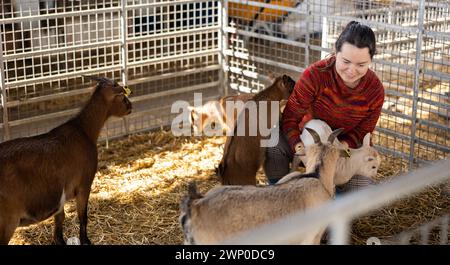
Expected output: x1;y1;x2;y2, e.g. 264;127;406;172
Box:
267;70;276;82
305;127;321;144
328;128;344;143
118;85;132;97
363;133;371;147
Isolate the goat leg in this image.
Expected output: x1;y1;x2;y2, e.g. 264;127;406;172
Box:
0;215;19;245
53;211;66;245
290;154;302;172
76;189;92;245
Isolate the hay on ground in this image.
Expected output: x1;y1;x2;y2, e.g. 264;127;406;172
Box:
9;129;450;245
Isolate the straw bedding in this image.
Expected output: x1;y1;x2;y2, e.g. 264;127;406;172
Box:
9;130;450;245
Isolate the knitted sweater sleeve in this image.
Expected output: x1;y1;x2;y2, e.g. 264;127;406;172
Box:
339;80;385;148
281;67;318;152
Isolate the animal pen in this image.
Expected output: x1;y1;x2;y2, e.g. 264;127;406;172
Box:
0;0;449;244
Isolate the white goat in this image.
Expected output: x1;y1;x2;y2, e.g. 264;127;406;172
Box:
295;119;381;185
180;128;349;245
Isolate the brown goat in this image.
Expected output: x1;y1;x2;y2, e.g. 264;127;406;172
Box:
217;75;295;185
0;76;132;245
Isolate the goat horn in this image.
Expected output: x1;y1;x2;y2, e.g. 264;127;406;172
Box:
328;128;344;143
305;127;321;144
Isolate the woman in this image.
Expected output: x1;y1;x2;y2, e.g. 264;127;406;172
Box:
265;21;385;191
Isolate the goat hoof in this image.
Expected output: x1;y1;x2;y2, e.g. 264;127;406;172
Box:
81;238;92;245
54;238;66;245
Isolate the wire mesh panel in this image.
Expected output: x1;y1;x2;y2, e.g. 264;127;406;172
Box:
122;0;220;138
322;0;450;164
224;0;449;165
0;0;221;142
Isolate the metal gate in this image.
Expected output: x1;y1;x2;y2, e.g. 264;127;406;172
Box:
0;0;222;142
1;0;449;166
224;0;449;167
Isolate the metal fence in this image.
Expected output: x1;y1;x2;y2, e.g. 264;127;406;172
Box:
221;0;450;245
1;0;448;165
223;158;450;245
0;0;449;245
224;0;450;167
0;0;222;142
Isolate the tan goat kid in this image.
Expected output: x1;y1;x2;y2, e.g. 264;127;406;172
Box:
292;119;381;186
180;128;349;245
188;93;255;134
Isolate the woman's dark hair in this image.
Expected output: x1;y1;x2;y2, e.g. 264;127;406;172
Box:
335;21;377;59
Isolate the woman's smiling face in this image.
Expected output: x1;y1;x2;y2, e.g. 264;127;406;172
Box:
335;42;372;88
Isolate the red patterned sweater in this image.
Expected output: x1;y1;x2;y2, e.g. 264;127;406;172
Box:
282;55;385;151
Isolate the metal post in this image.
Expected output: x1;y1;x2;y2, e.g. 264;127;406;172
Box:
304;0;310;66
120;0;128;86
218;0;224;97
320;6;328;60
409;0;425;168
120;0;130;135
329;218;350;245
219;0;230;97
0;32;11;141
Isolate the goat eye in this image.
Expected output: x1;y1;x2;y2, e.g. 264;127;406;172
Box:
372;166;376;169
368;157;374;161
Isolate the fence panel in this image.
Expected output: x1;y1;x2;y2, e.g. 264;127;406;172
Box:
0;0;221;142
224;0;450;165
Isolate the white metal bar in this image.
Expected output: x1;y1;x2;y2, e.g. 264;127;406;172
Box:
0;80;219;130
227;0;302;14
127;64;221;86
329;218;350;245
218;0;226;96
124;0;214;11
127;25;220;43
409;0;426;167
223;159;450;244
5;65;122;87
6;87;92;108
224;50;305;73
130;81;220;103
223;26;309;48
0;7;121;25
120;0;128;85
0;31;10;140
127;48;220;68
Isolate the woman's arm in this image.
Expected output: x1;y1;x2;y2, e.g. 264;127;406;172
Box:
339;87;384;148
282;67;319;152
